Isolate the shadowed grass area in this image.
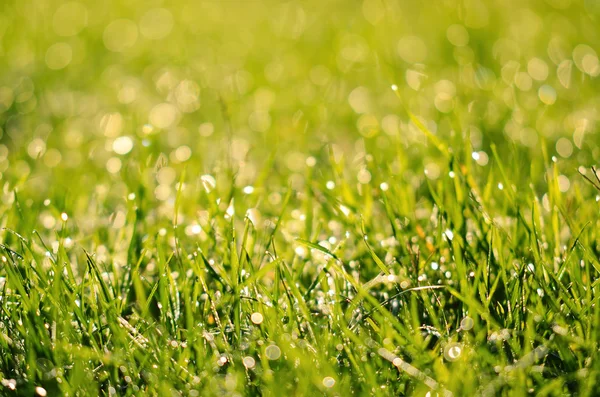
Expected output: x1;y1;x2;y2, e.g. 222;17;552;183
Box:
1;0;600;395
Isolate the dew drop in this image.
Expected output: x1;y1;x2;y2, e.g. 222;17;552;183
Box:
444;343;462;361
322;376;336;388
200;175;216;193
460;316;474;331
251;312;264;325
444;229;454;241
265;345;281;360
243;356;256;369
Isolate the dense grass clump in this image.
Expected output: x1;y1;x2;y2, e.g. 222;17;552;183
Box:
1;0;600;395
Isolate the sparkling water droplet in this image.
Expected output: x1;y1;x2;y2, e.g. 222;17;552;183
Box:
200;175;216;193
251;312;263;325
444;343;462;361
322;376;336;388
444;229;454;241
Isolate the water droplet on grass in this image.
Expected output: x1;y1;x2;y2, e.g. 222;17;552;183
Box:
251;312;263;325
460;316;474;331
200;175;216;193
265;345;281;360
339;205;351;217
243;356;256;369
322;377;336;388
444;229;454;241
444;343;462;361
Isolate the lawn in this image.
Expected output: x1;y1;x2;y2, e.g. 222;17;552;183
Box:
1;0;599;395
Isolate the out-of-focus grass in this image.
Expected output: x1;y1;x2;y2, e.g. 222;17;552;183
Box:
1;0;600;395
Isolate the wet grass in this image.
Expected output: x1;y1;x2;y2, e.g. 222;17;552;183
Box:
1;0;600;395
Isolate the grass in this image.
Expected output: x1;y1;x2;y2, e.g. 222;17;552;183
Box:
1;0;600;395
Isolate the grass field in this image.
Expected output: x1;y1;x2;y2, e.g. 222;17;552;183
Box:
1;0;600;395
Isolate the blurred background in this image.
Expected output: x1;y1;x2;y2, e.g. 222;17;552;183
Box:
0;0;599;240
